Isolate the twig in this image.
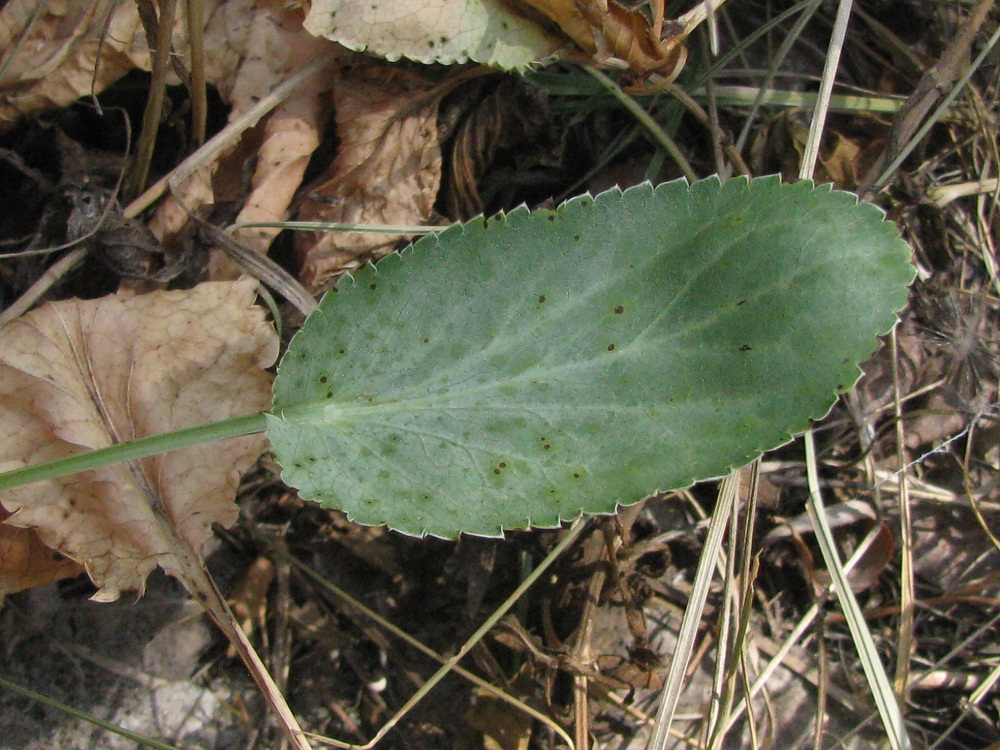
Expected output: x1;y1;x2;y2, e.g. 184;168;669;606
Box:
128;0;178;200
857;0;996;197
662;81;751;176
186;0;208;146
0;247;87;327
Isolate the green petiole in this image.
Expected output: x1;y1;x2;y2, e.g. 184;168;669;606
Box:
0;412;268;491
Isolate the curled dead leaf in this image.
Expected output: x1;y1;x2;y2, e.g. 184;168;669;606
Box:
513;0;685;75
295;65;443;292
0;505;84;599
148;3;339;274
0;0;248;131
765;501;895;593
0;279;278;601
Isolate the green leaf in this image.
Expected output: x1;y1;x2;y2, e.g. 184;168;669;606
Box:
267;176;914;538
303;0;564;70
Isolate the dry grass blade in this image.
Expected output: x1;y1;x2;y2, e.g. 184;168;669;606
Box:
929;177;1000;206
301;522;587;749
890;329;916;703
585;66;696;180
707;462;761;749
721;520;886;737
274;540;578;750
798;0;854;181
704;479;741;748
647;470;741;750
733;0;822;154
2;0;995;746
0;675;183;750
858;0;997;196
804;431;912;750
174;195;319;317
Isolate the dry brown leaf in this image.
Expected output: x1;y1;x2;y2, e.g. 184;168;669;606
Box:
213;10;335;277
0;0;246;130
0;0;339;271
443;77;562;218
295;65;443;292
0;0;143;128
751;111;890;190
459;666;536;750
0;279;278;601
0;505;84;599
148;2;338;262
765;501;895;593
226;554;275;657
510;0;689;76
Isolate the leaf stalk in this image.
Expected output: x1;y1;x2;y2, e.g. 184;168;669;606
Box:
0;412;268;491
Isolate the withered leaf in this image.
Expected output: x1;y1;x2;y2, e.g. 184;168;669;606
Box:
0;504;84;599
295;65;443;292
0;279;278;601
0;0;251;131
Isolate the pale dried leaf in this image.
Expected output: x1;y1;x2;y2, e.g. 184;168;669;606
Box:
0;0;245;130
295;65;443;292
0;0;140;128
150;3;337;261
215;20;334;277
0;280;278;601
304;0;564;69
148;163;218;243
0;505;84;599
463;682;534;750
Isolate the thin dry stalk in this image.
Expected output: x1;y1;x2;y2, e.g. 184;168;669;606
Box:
647;471;741;750
890;329;917;704
185;0;207;146
858;0;996;196
128;0;178;199
798;0;854;181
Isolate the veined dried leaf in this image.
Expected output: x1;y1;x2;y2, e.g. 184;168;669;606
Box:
295;65;443;292
148;2;338;258
304;0;564;69
513;0;683;74
219;15;335;277
0;505;84;599
0;0;246;130
0;280;278;601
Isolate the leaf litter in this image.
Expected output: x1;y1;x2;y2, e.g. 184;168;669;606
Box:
0;0;999;748
0;279;277;600
294;64;444;292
